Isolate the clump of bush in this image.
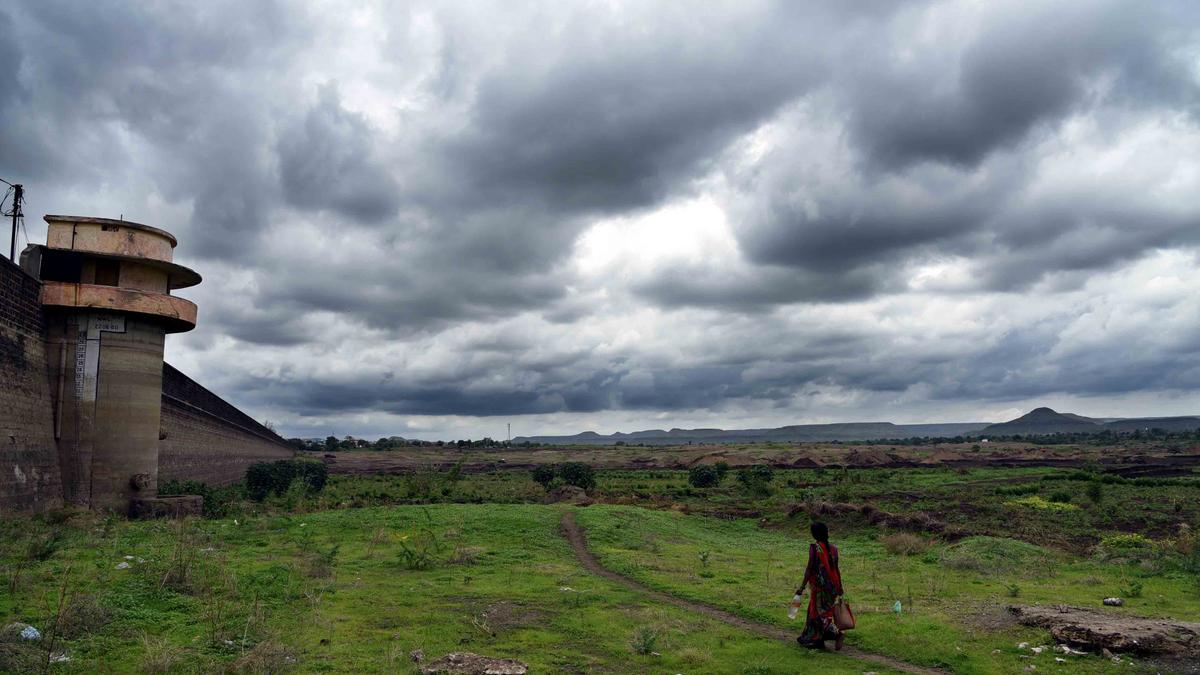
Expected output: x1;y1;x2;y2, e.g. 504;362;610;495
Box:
159;479;241;517
531;465;556;490
688;464;723;488
1047;490;1073;504
1094;532;1159;562
736;465;775;495
939;536;1051;575
245;459;328;501
879;532;933;556
529;462;596;492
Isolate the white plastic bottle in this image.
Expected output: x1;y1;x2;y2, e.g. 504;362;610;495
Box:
788;593;803;619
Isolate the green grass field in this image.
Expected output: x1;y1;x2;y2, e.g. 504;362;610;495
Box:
1;504;881;673
3;462;1198;673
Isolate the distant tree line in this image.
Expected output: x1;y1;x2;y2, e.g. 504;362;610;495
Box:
287;435;548;452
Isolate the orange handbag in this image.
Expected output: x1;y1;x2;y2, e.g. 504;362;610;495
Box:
833;599;855;630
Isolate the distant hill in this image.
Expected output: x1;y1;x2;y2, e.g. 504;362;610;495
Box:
981;408;1200;436
980;407;1102;435
515;421;988;446
510;407;1200;446
1103;416;1200;433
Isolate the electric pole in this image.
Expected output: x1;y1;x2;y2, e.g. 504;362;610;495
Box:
2;180;22;261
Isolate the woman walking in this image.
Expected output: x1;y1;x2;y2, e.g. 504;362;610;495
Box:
795;521;844;650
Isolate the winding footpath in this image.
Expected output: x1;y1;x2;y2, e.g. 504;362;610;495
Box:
559;511;945;675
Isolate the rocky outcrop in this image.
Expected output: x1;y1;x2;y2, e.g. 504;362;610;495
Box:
1009;605;1200;655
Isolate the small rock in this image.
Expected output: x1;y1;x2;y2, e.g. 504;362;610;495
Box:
123;555;134;560
410;649;425;663
49;651;70;663
1031;646;1045;654
115;561;131;569
1102;648;1115;659
992;649;1001;654
1017;642;1029;649
19;624;42;641
1023;665;1036;672
1103;597;1123;606
559;587;574;592
1055;657;1066;663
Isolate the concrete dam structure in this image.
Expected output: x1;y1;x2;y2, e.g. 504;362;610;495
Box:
1;215;293;514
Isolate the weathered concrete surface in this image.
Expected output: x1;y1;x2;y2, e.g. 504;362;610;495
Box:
158;364;294;487
46;313;167;510
0;257;62;512
1009;604;1200;655
41;282;196;333
129;495;203;519
45;215;177;262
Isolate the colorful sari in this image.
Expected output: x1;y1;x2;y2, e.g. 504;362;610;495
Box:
797;541;843;647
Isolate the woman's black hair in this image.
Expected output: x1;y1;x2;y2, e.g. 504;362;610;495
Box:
810;521;829;544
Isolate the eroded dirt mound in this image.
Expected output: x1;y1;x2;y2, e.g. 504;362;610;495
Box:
787;501;967;539
420;652;528;674
1009;605;1200;655
543;485;592;505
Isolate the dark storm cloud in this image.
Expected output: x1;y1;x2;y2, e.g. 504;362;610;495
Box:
278;85;400;224
4;0;1200;432
844;1;1197;168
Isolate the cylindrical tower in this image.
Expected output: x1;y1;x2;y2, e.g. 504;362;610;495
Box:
28;215;200;512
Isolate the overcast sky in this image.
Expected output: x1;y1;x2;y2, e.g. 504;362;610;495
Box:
3;1;1199;440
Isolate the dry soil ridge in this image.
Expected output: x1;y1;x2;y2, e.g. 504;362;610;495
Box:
559;511;944;675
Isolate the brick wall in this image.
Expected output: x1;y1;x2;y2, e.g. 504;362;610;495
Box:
159;364;294;486
0;257;63;512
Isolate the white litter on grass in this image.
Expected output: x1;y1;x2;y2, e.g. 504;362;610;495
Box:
123;555;134;560
20;625;41;641
49;652;70;663
1031;646;1045;654
1055;658;1066;663
559;587;574;592
1056;644;1086;656
1017;642;1029;649
115;561;131;570
300;523;306;527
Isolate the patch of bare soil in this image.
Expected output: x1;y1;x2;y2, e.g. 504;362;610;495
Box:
479;602;548;633
1008;605;1200;655
419;652;528;674
559;511;945;675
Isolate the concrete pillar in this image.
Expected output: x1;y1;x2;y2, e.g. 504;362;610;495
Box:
32;215;200;513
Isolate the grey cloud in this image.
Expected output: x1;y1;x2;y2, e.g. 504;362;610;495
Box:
4;0;1200;433
278;85;400;224
844;0;1198;168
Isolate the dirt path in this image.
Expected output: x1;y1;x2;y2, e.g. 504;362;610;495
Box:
559;511;944;674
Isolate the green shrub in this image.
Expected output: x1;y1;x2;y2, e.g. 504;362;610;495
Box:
630;627;659;655
531;465;556;491
688;465;721;488
736;465;775;495
559;462;596;491
245;459;328;501
1048;490;1073;504
714;462;730;482
158;479;241;517
939;536;1051;575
